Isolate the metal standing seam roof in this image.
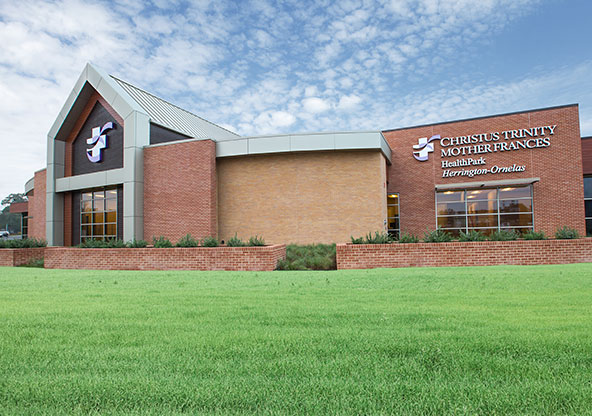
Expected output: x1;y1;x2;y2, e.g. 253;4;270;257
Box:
111;76;239;141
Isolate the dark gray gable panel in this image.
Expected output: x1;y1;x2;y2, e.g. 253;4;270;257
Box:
150;122;192;145
72;102;124;176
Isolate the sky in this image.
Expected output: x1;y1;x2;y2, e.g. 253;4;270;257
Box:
1;0;592;200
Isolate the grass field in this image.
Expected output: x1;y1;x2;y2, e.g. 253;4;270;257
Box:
1;265;591;415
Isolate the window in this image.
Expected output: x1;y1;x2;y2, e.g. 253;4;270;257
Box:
387;193;400;238
585;176;592;236
21;215;28;239
80;188;117;241
436;185;533;237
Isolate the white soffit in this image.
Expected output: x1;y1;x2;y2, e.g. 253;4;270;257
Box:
216;131;392;163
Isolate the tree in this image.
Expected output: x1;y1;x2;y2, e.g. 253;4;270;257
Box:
2;193;27;206
0;193;27;233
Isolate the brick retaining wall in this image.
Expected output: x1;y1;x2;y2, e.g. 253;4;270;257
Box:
44;245;286;271
0;248;45;267
336;239;592;269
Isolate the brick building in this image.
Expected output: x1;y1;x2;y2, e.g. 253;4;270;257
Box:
14;63;592;245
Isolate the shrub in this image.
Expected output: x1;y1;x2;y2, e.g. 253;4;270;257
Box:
423;228;453;243
78;239;126;248
105;239;127;248
78;239;108;248
397;232;419;243
201;236;219;247
276;244;336;270
153;236;173;248
459;230;486;242
350;231;392;244
127;239;148;248
176;234;199;247
227;233;246;247
555;226;579;239
248;235;265;246
0;238;47;249
489;229;519;241
364;231;392;244
523;230;546;240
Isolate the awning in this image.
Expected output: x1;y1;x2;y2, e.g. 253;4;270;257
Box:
435;177;540;191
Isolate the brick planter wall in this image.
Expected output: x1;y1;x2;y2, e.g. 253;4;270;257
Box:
0;248;45;267
44;245;286;271
336;239;592;269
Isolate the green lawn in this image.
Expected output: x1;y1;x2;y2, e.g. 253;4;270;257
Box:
1;265;591;415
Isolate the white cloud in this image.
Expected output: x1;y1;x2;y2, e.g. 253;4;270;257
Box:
337;94;362;111
302;97;331;113
1;0;591;202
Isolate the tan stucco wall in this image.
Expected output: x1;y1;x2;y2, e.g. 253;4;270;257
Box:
217;150;387;244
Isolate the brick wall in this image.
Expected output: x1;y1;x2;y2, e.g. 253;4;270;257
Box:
144;139;217;243
582;136;592;175
27;169;46;240
337;239;592;269
217;150;387;244
0;248;45;267
383;105;585;237
44;244;286;271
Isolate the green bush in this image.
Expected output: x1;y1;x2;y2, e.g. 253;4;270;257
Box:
488;230;519;241
397;232;419;243
523;230;546;240
365;231;392;244
106;239;127;248
555;226;579;240
459;230;487;242
176;234;199;247
77;239;108;248
227;233;246;247
0;238;47;249
276;244;336;270
127;239;148;248
152;236;173;248
423;228;453;243
78;239;126;248
248;235;265;246
202;236;219;247
350;231;392;244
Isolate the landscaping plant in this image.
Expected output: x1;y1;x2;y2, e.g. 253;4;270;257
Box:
152;236;173;248
226;233;246;247
248;235;265;246
276;244;336;270
458;230;487;242
423;228;453;243
488;229;519;241
523;230;546;240
176;234;199;247
397;232;419;243
201;236;220;247
555;226;580;239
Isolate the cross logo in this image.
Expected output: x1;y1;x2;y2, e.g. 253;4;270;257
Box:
86;122;113;163
413;134;440;161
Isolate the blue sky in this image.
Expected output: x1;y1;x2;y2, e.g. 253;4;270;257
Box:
1;0;592;199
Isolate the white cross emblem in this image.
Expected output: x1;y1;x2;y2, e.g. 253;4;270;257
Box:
86;122;113;163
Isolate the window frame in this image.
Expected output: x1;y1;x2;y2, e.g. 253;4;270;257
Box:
435;185;534;235
387;193;400;238
80;188;118;242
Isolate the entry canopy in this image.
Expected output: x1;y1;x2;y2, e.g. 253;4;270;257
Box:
435;177;540;191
